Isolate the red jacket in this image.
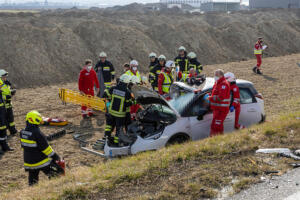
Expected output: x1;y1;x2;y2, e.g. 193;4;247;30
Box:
209;76;230;111
230;83;240;107
78;66;100;95
158;69;173;95
254;42;262;50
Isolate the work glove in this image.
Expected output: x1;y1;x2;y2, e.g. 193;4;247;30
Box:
204;94;210;103
230;106;235;112
51;152;61;162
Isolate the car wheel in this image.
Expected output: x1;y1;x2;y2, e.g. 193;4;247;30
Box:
166;133;190;146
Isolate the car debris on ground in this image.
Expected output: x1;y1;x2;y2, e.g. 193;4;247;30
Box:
256;148;300;161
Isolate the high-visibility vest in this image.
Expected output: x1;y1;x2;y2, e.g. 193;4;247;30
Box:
125;70;141;82
254;43;263;55
254;49;262;54
162;72;173;94
1;83;12;108
181;72;189;82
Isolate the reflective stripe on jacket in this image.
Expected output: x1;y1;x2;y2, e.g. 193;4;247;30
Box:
20;124;55;170
209;77;231;111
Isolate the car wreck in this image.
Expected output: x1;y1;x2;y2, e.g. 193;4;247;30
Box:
83;77;265;158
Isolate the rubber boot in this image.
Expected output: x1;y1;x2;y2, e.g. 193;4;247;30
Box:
0;141;14;152
252;66;257;74
9;127;18;136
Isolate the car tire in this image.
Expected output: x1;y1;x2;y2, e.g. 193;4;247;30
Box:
166;133;190;146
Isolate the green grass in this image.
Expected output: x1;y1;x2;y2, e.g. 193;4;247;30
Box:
2;109;300;200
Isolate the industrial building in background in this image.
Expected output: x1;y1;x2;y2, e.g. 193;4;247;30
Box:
160;0;242;11
201;0;241;11
249;0;300;9
159;0;202;8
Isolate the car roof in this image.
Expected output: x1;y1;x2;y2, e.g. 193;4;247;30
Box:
202;77;254;90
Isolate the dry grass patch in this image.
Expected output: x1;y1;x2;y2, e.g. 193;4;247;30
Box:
2;108;299;200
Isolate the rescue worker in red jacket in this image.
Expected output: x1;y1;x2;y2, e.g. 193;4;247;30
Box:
158;60;174;98
253;37;267;75
208;69;231;136
78;59;100;119
224;72;245;130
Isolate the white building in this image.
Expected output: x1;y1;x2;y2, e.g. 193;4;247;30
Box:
201;0;241;11
160;0;202;8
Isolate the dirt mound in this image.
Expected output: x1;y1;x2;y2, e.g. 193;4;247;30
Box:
0;9;299;88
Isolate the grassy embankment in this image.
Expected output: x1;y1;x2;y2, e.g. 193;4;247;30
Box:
2;97;300;200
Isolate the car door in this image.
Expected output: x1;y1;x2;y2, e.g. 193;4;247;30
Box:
238;87;262;127
186;94;234;141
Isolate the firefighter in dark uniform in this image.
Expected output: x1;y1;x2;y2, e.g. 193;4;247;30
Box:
148;52;158;71
187;52;203;75
149;55;166;92
94;52;115;96
0;79;13;154
174;46;189;81
103;74;133;144
148;52;158;90
20;110;61;185
0;70;17;136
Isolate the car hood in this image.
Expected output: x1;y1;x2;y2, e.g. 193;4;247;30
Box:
131;86;180;117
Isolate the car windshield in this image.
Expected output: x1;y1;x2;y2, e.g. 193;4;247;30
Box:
169;92;195;115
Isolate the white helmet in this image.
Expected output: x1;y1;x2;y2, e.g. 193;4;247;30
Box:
224;72;236;82
178;46;186;51
165;60;175;68
187;52;197;59
158;55;166;61
130;76;141;85
130;60;138;66
119;74;131;84
0;69;8;77
99;52;107;58
149;52;157;58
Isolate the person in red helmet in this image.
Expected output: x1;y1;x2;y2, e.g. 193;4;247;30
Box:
78;59;100;119
253;37;267;75
224;72;245;130
208;69;231;136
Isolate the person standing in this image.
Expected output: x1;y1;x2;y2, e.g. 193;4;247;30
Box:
94;52;115;97
253;37;267;75
187;52;203;75
208;69;231;136
125;60;142;82
20;110;61;185
150;55;166;92
174;46;189;81
0;79;13;154
0;70;17;136
148;52;158;71
104;74;133;145
158;60;174;98
78;59;100;119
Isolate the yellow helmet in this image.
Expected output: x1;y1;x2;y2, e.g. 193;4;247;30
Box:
26;110;42;125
